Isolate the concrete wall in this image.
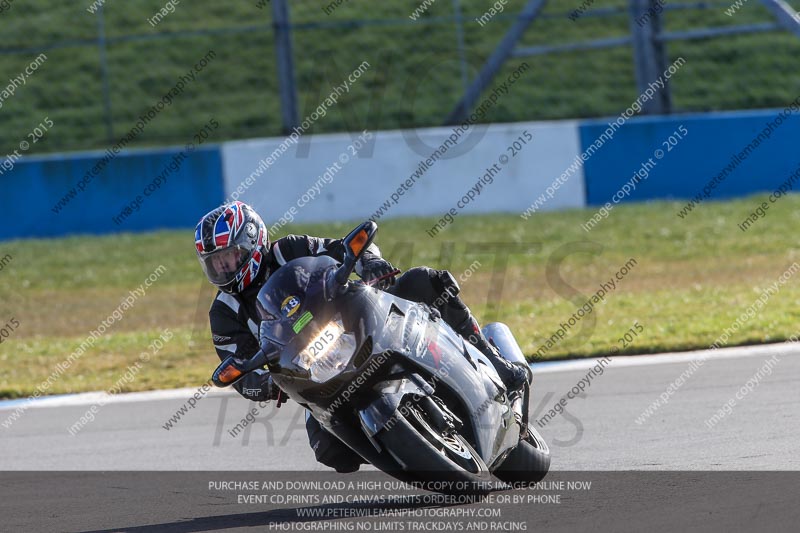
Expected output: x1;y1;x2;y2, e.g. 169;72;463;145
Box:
220;120;586;227
4;107;799;241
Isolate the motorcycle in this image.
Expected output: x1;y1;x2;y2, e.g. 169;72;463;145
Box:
212;221;550;493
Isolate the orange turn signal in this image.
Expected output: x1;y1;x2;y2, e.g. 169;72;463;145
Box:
218;364;243;384
349;229;369;256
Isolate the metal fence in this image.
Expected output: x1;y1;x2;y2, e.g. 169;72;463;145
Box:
0;0;799;155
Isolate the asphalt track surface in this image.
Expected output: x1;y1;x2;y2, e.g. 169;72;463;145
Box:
2;343;799;531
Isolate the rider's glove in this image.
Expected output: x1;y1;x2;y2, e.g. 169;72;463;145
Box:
357;255;397;290
268;375;289;407
237;369;285;405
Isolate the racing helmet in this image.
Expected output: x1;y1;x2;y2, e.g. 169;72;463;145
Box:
195;201;269;294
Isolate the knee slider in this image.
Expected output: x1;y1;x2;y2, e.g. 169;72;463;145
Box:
395;266;439;302
306;417;360;471
316;439;361;472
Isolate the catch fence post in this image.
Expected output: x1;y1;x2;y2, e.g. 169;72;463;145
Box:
629;0;672;114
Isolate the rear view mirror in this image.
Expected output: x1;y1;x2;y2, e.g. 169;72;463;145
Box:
335;221;378;285
346;226;371;258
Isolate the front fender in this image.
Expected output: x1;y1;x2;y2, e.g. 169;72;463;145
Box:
358;374;434;437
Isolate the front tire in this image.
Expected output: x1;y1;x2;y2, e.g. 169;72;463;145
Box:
376;397;492;494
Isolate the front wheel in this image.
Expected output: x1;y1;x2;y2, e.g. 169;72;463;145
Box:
376;397;492;494
493;425;551;484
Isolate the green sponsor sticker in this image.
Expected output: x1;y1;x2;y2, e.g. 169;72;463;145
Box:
292;311;313;334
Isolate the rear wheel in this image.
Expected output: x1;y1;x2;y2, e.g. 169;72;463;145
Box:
377;396;493;494
493;425;551;484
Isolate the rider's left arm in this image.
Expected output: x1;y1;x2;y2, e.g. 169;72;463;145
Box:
272;234;383;269
272;234;393;286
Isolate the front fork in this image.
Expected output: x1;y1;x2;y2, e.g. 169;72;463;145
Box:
356;373;434;443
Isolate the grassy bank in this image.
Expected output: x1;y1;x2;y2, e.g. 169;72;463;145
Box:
2;0;799;154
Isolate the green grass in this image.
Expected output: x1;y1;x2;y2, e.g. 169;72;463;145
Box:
1;194;800;398
2;1;800;154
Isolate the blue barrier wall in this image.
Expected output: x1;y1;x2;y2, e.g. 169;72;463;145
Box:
579;109;800;206
2;146;224;240
4;108;799;242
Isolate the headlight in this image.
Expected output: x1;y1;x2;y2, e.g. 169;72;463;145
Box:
293;317;357;383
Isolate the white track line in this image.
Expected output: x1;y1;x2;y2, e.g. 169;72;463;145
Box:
0;387;237;412
532;340;799;374
1;341;796;411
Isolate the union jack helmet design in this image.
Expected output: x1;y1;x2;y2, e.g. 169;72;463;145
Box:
195;201;269;294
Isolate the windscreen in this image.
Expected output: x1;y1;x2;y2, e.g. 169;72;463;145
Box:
256;255;338;345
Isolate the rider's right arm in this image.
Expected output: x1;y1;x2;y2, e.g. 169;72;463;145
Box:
209;295;273;402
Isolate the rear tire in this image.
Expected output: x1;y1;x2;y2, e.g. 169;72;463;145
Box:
493;425;551;485
377;397;493;495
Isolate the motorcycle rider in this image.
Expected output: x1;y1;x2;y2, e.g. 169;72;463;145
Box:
196;201;531;472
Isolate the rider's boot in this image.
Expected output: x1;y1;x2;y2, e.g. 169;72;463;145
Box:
453;314;531;395
431;269;531;394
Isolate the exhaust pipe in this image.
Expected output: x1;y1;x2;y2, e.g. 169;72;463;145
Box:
482;322;527;366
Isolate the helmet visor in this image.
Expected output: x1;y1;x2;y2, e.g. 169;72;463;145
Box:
199;245;250;286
